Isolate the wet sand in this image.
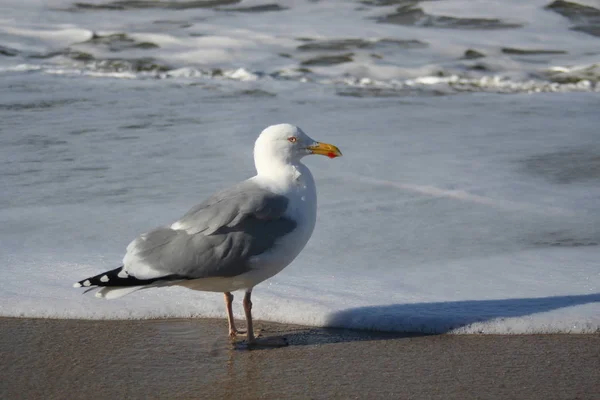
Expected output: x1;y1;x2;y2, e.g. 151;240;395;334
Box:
1;318;598;400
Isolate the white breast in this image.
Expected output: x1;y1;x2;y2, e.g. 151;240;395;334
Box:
240;163;318;287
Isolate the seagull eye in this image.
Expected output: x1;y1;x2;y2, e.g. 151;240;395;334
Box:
288;137;297;143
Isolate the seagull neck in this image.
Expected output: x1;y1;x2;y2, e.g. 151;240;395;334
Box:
255;158;305;184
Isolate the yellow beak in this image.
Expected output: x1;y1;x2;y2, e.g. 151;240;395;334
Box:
307;142;343;159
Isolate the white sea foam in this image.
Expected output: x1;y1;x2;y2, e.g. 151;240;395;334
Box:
1;248;599;334
1;62;598;95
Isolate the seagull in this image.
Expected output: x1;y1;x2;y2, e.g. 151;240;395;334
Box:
73;124;342;344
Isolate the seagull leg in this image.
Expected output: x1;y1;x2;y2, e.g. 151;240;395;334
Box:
224;292;244;338
241;289;288;348
243;289;255;343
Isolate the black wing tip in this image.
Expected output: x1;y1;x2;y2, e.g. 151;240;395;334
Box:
73;266;186;288
73;266;124;288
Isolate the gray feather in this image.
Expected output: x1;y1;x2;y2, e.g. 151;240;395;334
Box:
174;180;290;235
126;181;297;279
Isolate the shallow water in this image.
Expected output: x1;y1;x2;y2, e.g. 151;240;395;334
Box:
0;0;599;333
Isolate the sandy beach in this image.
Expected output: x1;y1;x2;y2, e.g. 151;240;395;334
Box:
1;317;598;399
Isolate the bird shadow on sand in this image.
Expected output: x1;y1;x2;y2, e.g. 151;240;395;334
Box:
241;293;600;350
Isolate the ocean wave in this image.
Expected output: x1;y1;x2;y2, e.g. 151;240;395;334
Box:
2;61;599;95
1;0;599;98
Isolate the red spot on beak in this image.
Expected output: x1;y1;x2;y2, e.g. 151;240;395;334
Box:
327;152;337;159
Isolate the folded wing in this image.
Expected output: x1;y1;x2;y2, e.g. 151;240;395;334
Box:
123;181;297;281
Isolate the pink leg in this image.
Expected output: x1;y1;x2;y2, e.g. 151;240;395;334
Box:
224;292;240;338
243;290;255;343
240;289;287;348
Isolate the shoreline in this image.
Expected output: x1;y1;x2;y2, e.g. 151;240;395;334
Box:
2;317;599;399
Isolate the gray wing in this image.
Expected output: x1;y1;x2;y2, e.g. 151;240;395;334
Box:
123;180;296;280
172;180;290;235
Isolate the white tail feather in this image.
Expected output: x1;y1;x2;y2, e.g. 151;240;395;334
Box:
94;280;175;300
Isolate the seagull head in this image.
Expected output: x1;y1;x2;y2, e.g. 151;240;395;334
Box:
254;124;342;171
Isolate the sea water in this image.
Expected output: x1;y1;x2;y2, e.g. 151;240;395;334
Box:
0;0;599;333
